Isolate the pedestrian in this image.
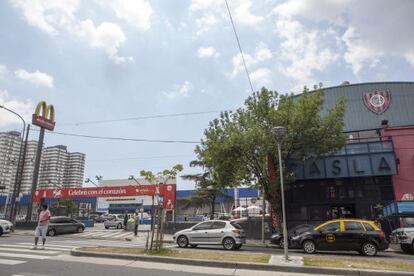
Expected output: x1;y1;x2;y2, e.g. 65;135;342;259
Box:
124;211;128;230
33;204;51;250
133;212;139;236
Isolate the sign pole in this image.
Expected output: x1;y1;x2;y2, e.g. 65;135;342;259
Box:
26;127;45;221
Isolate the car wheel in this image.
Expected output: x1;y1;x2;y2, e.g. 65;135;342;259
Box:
223;237;236;250
0;227;3;237
105;226;109;229
117;223;122;229
361;242;378;256
190;244;198;248
400;244;414;254
177;235;189;248
48;229;56;237
302;240;316;254
77;226;84;233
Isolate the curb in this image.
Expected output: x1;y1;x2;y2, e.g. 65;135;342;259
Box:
70;248;414;276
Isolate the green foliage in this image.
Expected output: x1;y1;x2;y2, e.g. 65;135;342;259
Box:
196;87;347;227
181;161;231;218
50;199;78;217
140;164;183;184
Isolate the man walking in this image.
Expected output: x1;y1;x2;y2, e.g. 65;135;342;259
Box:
33;204;51;250
133;212;140;236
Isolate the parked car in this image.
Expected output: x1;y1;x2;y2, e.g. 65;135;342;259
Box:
289;219;388;256
0;219;13;236
47;216;85;236
104;214;125;229
92;214;106;223
271;224;314;248
390;227;414;253
173;220;246;250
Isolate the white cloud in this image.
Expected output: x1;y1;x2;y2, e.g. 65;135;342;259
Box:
11;0;79;34
273;0;414;74
190;0;263;35
275;18;338;87
97;0;153;31
195;14;220;36
77;19;134;64
250;68;273;86
231;42;272;77
0;90;34;126
0;65;7;79
163;81;192;99
198;47;219;59
15;69;54;88
233;1;264;26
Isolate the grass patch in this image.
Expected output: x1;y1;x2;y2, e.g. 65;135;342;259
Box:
304;257;414;272
79;246;270;263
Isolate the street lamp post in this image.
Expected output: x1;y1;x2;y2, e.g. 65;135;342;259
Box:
0;105;26;223
85;178;98;187
271;126;289;262
128;175;141;185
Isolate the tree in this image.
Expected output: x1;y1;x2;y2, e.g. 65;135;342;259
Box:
181;161;231;219
50;199;78;217
140;164;183;185
196;87;347;229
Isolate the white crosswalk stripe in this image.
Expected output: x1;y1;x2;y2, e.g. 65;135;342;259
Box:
0;243;75;266
63;230;134;240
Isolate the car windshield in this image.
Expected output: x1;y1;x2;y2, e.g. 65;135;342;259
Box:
290;224;312;234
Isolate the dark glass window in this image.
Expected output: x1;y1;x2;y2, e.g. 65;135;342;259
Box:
344;221;364;231
230;222;243;229
193;222;212;230
363;223;375;231
211;222;226;229
319;222;340;232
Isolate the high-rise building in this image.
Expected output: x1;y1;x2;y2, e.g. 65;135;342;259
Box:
0;131;22;195
0;132;85;195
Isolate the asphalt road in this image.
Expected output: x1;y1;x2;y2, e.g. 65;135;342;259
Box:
0;234;313;276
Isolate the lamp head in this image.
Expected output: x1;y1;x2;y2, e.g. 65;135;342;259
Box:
271;126;287;141
128;175;134;180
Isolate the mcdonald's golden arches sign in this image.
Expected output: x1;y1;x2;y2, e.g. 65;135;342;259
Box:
32;101;56;130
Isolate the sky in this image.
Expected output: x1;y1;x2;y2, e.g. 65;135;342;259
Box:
0;0;413;190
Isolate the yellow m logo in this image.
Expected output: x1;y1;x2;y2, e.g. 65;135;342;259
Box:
34;101;55;122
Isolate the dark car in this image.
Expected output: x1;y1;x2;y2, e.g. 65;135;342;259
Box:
271;224;313;247
290;219;388;256
47;216;85;236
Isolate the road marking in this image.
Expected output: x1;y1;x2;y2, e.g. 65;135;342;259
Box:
18;243;74;249
76;232;99;237
0;252;50;259
98;232;126;238
0;259;26;265
0;244;70;251
0;247;59;254
114;232;133;238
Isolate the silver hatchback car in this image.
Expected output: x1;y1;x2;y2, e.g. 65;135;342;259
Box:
173;220;246;250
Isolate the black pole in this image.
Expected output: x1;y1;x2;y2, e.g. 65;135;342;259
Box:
10;124;30;225
26;127;45;221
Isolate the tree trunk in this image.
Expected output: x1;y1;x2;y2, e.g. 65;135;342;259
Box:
266;154;282;231
210;195;216;220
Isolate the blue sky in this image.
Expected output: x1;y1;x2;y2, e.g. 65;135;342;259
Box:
0;0;413;190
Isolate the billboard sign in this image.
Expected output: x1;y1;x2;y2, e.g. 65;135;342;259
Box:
33;184;176;210
32;101;56;130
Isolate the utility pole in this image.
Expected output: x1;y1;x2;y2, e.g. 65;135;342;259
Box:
26;127;45;221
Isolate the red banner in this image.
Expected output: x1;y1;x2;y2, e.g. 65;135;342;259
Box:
33;184;176;209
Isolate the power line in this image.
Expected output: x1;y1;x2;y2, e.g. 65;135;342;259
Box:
59;110;222;126
224;0;255;94
88;154;194;162
31;129;199;144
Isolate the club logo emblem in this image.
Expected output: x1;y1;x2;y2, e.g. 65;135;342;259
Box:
363;90;391;114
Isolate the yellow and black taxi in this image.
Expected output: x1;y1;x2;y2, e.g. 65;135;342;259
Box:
289;219;388;256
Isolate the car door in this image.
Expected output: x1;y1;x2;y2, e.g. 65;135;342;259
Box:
188;222;212;244
316;221;343;250
208;221;227;244
342;221;365;250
